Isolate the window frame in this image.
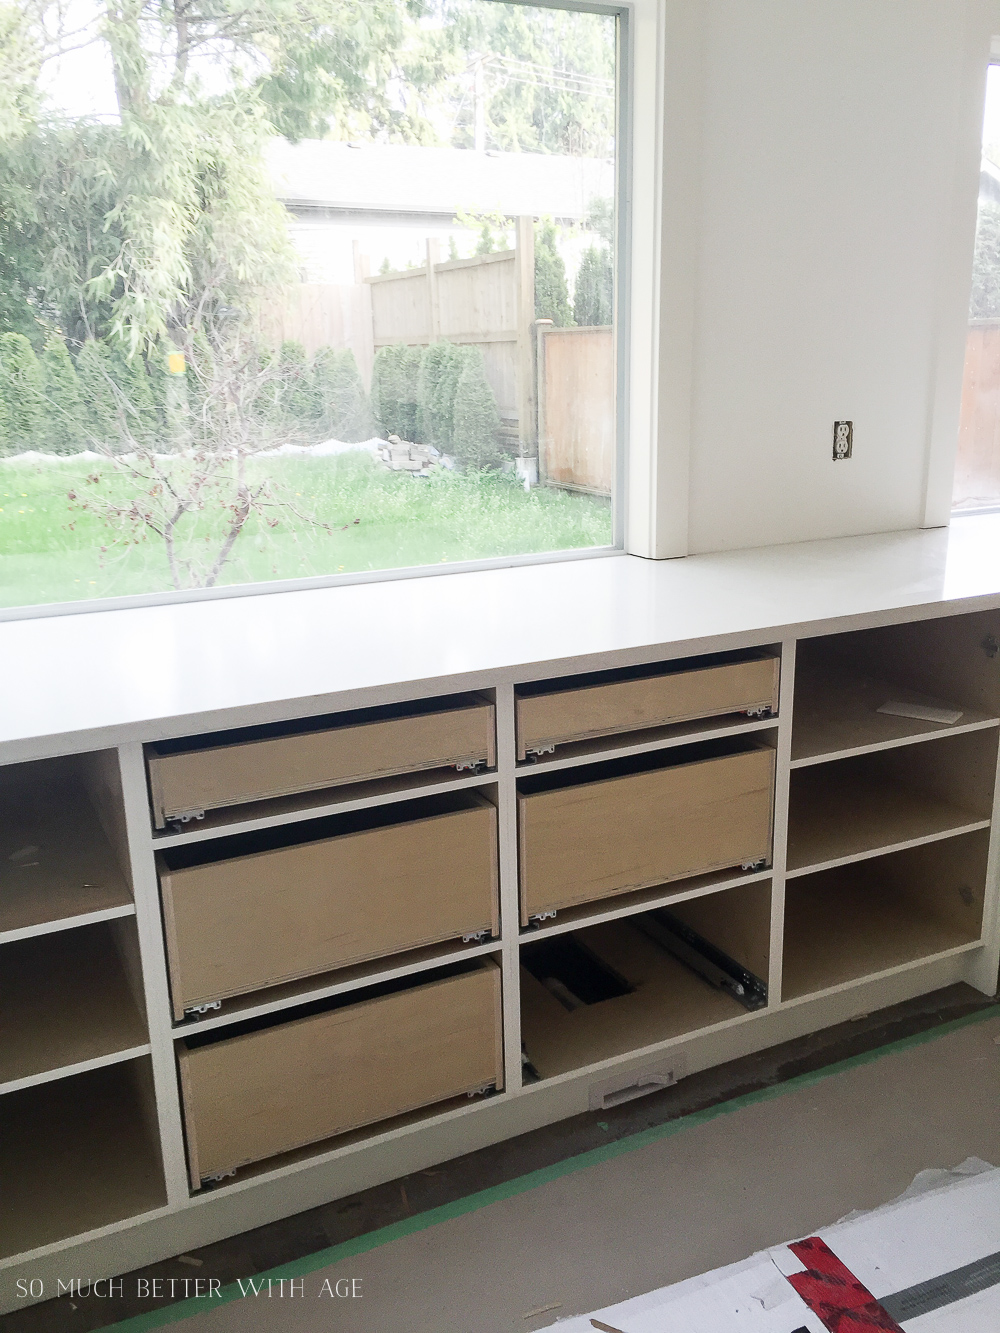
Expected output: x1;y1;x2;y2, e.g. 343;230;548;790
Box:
0;0;658;623
948;50;1000;520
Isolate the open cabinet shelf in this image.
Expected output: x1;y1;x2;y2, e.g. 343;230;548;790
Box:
790;659;994;764
0;921;149;1092
520;882;771;1080
786;729;997;874
0;1059;167;1260
0;757;133;943
791;614;1000;765
781;831;988;1001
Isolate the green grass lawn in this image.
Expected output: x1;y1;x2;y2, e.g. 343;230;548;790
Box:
0;450;612;608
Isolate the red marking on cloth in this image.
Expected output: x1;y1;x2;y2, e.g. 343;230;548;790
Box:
784;1237;905;1332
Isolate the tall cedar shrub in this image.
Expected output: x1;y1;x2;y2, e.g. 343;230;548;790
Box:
426;341;469;452
370;344;405;438
0;331;46;453
313;347;371;441
40;334;86;452
76;339;118;445
452;346;502;469
416;341;454;446
534;219;573;326
277;339;320;423
107;341;158;443
573;245;613;326
399;345;423;440
371;344;420;439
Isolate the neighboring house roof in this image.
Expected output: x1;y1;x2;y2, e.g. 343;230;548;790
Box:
266;139;614;223
980;156;1000;206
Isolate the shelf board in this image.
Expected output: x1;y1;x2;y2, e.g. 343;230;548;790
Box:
0;923;150;1093
785;766;989;876
790;661;996;766
0;1061;167;1260
782;871;984;1002
172;936;499;1038
516;714;777;776
0;774;133;942
519;866;771;942
152;766;496;848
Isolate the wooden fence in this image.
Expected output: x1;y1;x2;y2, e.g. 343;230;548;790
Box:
258;216;614;493
366;217;536;448
258;283;374;387
537;324;614;496
956;320;1000;507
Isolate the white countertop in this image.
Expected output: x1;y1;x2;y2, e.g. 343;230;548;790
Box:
4;515;1000;759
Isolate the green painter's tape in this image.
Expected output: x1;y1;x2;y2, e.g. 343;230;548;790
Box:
103;1004;998;1333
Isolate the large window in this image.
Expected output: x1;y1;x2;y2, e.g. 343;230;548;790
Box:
954;62;1000;512
0;0;622;611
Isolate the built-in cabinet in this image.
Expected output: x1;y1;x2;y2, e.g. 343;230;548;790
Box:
2;610;998;1296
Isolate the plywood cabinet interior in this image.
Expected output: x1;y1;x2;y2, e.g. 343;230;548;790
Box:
0;758;133;940
520;886;771;1079
159;791;499;1020
178;959;503;1186
147;694;496;828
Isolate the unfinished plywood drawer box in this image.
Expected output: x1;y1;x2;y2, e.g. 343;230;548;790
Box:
159;792;499;1020
147;694;495;828
178;960;503;1186
518;742;775;923
515;652;779;760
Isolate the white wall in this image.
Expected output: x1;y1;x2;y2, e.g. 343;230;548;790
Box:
640;0;996;557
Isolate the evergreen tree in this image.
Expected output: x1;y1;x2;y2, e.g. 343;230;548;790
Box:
416;341;453;446
371;344;423;439
534;219;573;326
573;244;613;326
107;342;158;443
40;334;85;453
452;346;502;469
370;344;405;438
0;331;45;453
76;338;119;445
399;345;423;440
475;220;496;255
313;346;371;442
277;339;320;424
439;343;471;452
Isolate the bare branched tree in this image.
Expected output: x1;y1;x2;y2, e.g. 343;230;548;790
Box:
68;316;358;589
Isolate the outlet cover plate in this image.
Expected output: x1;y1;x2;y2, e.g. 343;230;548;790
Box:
833;420;853;460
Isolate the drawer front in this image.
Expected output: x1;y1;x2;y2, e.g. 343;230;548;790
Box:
161;803;499;1019
178;963;503;1185
149;701;496;827
518;749;775;921
516;657;778;759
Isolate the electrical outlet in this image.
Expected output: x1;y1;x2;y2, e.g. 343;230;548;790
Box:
833;420;853;460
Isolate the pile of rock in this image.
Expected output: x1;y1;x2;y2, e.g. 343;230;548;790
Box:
375;435;449;477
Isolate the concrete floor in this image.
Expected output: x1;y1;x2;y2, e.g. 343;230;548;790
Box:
3;985;998;1333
